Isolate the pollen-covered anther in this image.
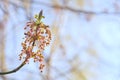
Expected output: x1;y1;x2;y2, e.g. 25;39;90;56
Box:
39;64;45;72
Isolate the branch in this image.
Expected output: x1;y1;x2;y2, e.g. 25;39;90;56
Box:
0;5;8;14
33;1;120;15
0;60;26;75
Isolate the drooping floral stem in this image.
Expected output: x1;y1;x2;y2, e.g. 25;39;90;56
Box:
0;10;51;75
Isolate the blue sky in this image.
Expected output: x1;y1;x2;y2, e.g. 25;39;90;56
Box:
1;0;120;80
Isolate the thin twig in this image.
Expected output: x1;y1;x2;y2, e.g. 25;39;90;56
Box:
0;60;26;75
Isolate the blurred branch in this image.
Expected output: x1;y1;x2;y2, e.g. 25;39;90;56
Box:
0;60;26;75
33;1;120;14
0;5;8;14
1;0;119;15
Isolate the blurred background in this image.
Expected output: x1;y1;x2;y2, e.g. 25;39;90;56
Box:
0;0;120;80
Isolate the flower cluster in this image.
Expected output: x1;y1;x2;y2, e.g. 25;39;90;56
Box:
19;11;51;72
